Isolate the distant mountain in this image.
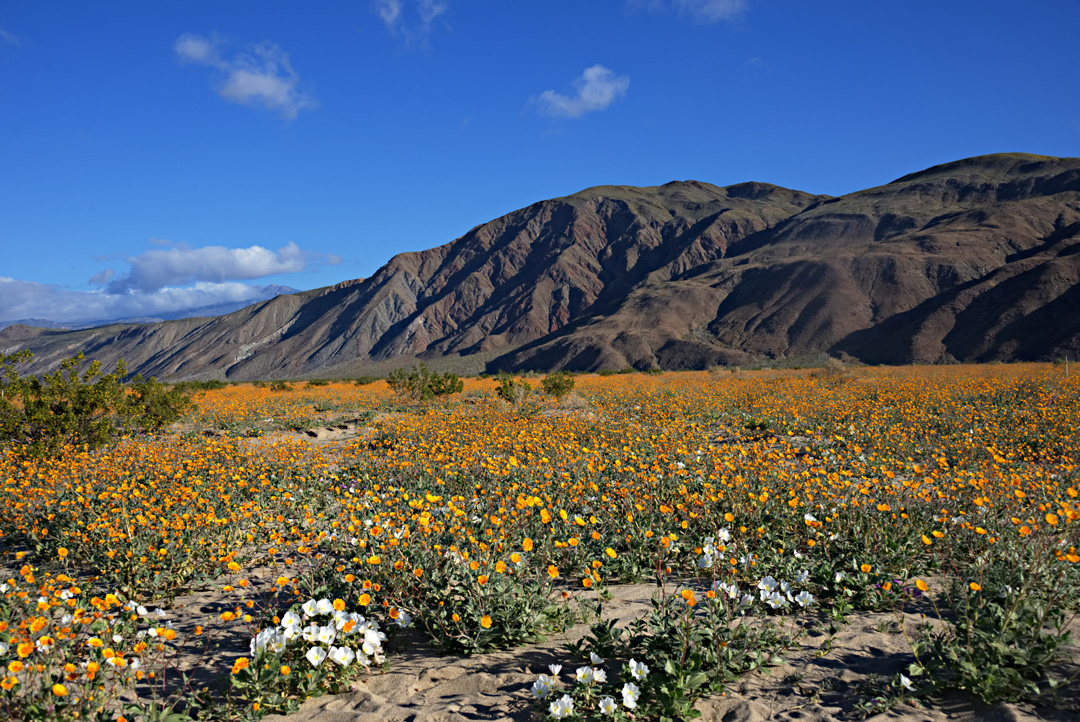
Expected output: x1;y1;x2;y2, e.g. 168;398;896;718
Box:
3;153;1078;379
0;285;299;332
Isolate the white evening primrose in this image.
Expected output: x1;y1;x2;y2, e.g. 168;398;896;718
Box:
550;694;574;720
329;646;355;666
316;598;335;616
305;646;327;667
301;599;319;617
795;590;814;607
598;697;617;715
590;651;604;665
622;681;641;709
628;658;649;680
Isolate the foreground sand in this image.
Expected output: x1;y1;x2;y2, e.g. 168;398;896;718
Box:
259;583;1079;722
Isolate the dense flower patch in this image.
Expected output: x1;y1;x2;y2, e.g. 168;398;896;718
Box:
0;364;1077;720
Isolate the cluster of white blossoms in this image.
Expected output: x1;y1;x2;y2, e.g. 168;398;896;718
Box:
755;575;814;610
533;654;651;718
696;527;733;569
250;598;393;671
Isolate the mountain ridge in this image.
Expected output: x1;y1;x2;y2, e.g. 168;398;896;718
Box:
3;153;1079;379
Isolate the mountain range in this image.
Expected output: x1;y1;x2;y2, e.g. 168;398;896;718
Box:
2;153;1078;380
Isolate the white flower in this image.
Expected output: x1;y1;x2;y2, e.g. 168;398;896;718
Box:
281;611;302;629
301;599;318;617
757;576;778;593
0;643;8;655
550;694;575;719
622;681;641;709
766;590;787;609
531;674;556;699
548;664;563;676
316;598;335;616
129;658;141;671
795;591;814;607
900;674;915;692
329;646;355;666
301;625;320;642
396;610;412;628
628;658;649;680
305;646;327;667
576;666;596;684
718;527;731;542
834;571;846;583
598;697;617;715
697;554;715;569
590;651;604;665
282;624;301;642
593;667;608;683
794;570;810;584
714;581;739;599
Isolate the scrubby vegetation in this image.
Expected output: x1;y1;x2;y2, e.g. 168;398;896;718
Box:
0;364;1078;720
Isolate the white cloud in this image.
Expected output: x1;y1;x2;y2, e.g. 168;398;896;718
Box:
373;0;449;42
174;34;315;120
673;0;748;23
626;0;748;23
103;241;341;293
0;278;284;326
536;65;630;119
0;26;20;47
1;240;342;325
374;0;403;28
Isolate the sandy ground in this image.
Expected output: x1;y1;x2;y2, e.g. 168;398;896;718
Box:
255;583;1079;722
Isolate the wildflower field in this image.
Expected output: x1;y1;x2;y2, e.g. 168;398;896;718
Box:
1;364;1079;721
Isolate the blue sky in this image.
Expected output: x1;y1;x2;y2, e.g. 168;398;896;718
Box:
2;1;1078;324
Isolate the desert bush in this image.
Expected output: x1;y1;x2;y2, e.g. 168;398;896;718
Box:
496;372;533;405
541;371;575;399
387;363;463;401
0;351;192;456
270;381;293;392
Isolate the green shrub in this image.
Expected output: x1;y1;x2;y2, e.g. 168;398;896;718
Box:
387;363;463;401
306;379;330;387
496;372;532;405
126;374;193;433
0;351;193;456
541;371;575;399
352;376;380;386
270;381;293;392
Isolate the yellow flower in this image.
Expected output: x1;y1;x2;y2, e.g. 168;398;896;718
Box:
480;615;492;629
280;665;291;676
860;564;872;573
605;548;617;559
358;593;371;606
523;538;534;552
969;582;981;592
52;683;68;697
915;579;929;592
547;565;559;579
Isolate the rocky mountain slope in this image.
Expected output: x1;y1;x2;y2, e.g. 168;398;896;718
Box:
3;153;1078;379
